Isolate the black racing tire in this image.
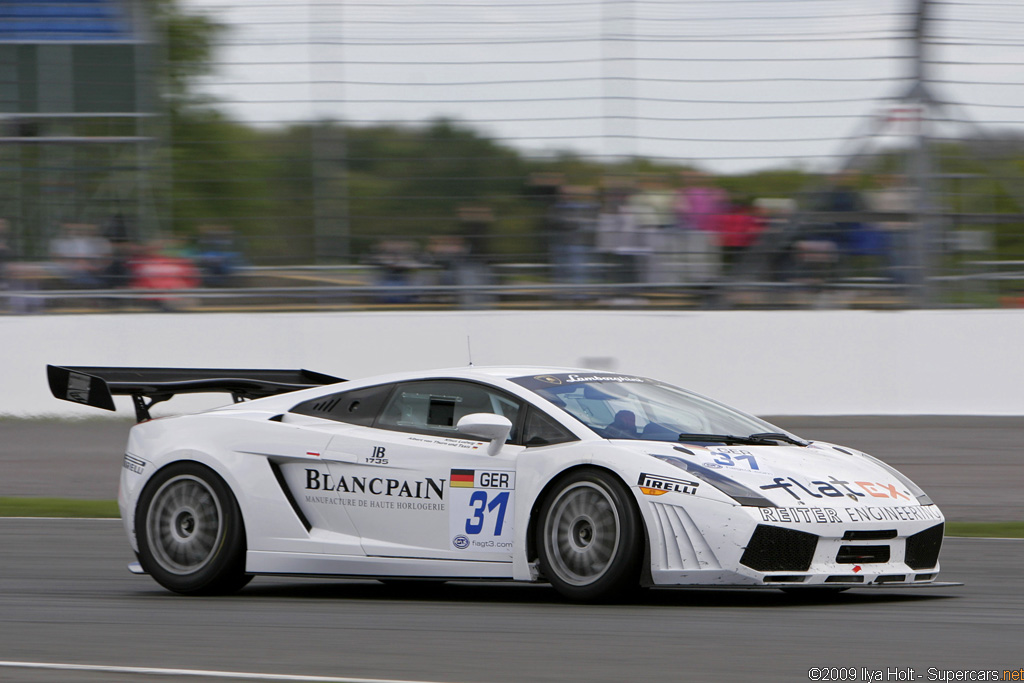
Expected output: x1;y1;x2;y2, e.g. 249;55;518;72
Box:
135;462;252;595
535;469;643;602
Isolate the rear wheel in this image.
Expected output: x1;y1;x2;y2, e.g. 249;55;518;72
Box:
536;469;642;602
136;462;251;595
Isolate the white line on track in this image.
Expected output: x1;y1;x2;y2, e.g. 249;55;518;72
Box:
0;661;457;683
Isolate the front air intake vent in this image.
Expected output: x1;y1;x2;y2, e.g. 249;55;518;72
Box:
876;575;907;584
905;523;944;570
740;525;818;572
836;545;890;564
825;575;865;583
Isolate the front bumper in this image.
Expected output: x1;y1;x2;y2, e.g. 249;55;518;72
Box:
646;501;948;588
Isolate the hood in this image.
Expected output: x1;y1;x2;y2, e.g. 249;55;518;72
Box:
642;440;932;510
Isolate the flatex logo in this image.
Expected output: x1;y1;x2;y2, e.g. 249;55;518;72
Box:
638;472;699;496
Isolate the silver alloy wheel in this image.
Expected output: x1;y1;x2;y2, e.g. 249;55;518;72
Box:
543;481;621;586
146;474;224;576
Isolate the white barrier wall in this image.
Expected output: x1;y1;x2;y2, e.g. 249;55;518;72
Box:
3;309;1022;417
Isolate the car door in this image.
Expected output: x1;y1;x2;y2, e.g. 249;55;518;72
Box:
321;379;526;562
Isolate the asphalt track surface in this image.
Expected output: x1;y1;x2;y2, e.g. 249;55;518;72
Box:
0;519;1020;683
1;418;1022;682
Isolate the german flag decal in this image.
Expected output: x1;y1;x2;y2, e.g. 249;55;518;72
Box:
450;469;475;488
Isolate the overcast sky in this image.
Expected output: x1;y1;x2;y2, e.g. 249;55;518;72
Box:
181;0;1024;174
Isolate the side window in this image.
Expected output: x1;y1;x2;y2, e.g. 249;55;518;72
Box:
376;380;523;442
522;408;577;447
289;383;395;426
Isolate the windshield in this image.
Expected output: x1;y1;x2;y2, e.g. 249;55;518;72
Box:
511;373;794;443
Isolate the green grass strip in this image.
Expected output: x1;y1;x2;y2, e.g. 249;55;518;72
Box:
945;521;1024;538
0;497;119;518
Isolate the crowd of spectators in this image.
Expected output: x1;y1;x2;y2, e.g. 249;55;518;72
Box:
531;170;912;302
537;171;780;292
355;169;917;307
364;208;495;307
3;169;922;312
0;217;245;313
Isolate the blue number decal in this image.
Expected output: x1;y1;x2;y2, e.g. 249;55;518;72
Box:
487;491;510;536
713;451;760;470
735;454;759;470
464;490;510;536
465;490;487;534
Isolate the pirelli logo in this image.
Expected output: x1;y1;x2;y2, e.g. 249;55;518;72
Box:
123;454;146;475
638;472;699;496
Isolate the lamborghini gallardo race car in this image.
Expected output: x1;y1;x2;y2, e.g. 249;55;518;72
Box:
47;364;952;601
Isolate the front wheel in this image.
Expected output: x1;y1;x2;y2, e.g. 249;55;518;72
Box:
536;469;643;601
135;462;251;595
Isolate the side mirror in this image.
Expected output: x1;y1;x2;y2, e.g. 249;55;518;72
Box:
456;413;513;456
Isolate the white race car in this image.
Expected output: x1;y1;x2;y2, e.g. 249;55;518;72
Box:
48;364;952;600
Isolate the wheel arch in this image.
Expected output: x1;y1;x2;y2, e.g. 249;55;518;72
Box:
129;451;246;542
525;464;651;581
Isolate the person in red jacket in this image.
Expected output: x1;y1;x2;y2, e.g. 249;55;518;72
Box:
130;240;201;310
717;197;765;271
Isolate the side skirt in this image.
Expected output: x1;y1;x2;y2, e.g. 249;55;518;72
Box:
246;551;515;579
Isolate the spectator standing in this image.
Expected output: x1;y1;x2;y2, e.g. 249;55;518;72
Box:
549;185;598;291
526;171;564;276
49;222;112;289
624;177;675;284
424;234;469;287
867;174;915;283
748;198;798;285
0;218;11;292
717;197;765;272
102;214;135;292
679;171;729;234
1;219;46;314
367;239;421;304
195;224;245;287
815;170;867;272
129;240;201;311
594;181;642;285
675;171;727;283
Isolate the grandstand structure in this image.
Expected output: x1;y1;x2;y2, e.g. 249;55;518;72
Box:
0;0;156;257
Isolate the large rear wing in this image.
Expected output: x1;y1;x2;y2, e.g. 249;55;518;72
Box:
47;365;344;422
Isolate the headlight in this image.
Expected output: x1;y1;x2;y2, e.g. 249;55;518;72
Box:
651;453;777;508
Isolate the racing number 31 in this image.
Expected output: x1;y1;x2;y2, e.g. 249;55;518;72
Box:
465;490;509;535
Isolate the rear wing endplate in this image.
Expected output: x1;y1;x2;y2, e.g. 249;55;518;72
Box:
47;365;344;422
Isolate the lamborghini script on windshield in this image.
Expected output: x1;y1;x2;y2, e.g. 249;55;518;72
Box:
47;365;952;600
